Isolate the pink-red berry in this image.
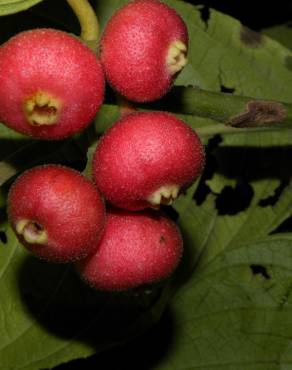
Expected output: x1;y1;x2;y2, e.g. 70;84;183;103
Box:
0;29;104;139
76;208;183;291
100;0;188;102
93;112;205;210
8;165;105;263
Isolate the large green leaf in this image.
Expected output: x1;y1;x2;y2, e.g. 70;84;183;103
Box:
0;0;44;15
0;223;171;370
154;189;292;368
263;23;292;53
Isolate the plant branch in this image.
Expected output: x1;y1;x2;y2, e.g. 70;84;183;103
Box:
148;87;292;129
66;0;99;42
195;124;283;138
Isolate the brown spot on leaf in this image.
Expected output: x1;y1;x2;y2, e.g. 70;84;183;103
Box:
240;26;264;48
229;100;286;127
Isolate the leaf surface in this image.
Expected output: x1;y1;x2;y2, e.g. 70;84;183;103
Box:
0;0;44;15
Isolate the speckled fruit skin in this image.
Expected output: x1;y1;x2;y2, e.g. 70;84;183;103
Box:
0;28;104;139
100;0;188;102
76;208;183;291
93;112;205;210
8;165;105;263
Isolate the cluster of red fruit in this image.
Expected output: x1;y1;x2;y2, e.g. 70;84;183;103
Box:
3;0;205;291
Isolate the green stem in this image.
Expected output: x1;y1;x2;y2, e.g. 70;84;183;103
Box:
66;0;99;44
0;162;18;187
196;124;283;138
148;87;292;129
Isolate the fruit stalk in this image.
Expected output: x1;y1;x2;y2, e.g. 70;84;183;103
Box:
66;0;99;43
115;93;136;118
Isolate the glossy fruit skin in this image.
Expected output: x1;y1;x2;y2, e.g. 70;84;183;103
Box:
0;28;104;140
8;165;105;263
100;0;188;102
76;208;183;291
93;112;205;210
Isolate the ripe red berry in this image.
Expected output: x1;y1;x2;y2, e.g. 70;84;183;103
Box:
93;112;205;210
8;165;105;263
0;29;104;139
76;208;183;291
100;0;188;102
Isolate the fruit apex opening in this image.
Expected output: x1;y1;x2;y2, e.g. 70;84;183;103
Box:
166;40;188;75
24;92;61;126
147;185;180;206
16;219;48;245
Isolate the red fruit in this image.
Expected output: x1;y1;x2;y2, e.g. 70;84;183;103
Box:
76;208;183;291
100;0;188;102
0;29;104;139
93;112;205;210
8;165;105;263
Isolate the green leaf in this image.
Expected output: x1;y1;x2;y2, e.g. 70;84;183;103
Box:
0;0;44;15
263;24;292;74
154;198;292;369
159;236;292;370
263;23;292;52
160;100;292;369
171;1;292;101
0;223;171;370
94;104;120;135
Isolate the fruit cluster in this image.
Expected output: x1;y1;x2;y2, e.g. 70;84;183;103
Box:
4;0;205;291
